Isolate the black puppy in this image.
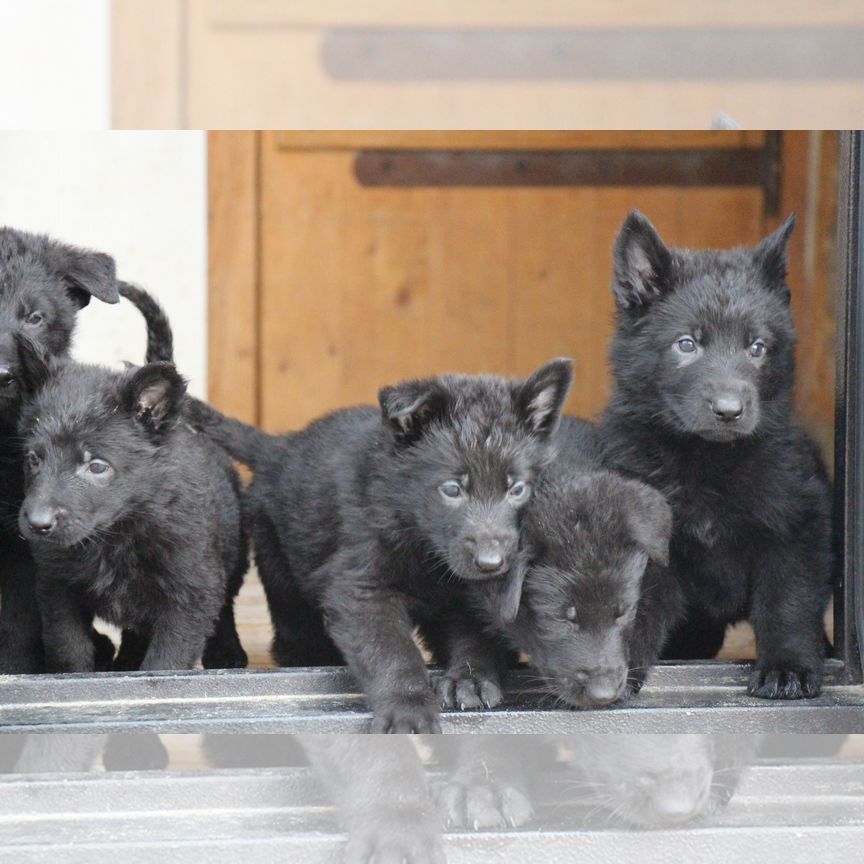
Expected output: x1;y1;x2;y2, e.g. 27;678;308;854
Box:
187;359;574;732
14;344;248;674
0;228;122;673
602;210;833;699
446;417;678;710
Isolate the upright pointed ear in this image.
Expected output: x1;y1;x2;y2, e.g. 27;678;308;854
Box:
13;333;52;394
754;213;795;295
47;241;119;307
121;362;187;435
622;479;673;566
486;555;528;626
612;210;673;310
514;358;573;440
379;379;451;446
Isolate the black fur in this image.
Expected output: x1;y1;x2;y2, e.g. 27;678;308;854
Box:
437;417;680;711
14;345;248;674
117;281;174;363
186;359;574;732
0;228;120;673
602;210;833;699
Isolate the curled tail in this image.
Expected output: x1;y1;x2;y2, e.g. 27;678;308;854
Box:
118;281;174;363
184;398;276;470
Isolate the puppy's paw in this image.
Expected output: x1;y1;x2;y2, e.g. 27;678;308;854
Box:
344;818;446;864
0;645;44;675
435;672;503;711
202;642;248;670
435;779;533;831
371;694;442;734
748;666;822;700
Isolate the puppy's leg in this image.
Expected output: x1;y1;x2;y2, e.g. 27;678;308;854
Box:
37;582;96;673
113;629;150;671
748;540;829;700
140;608;210;672
0;550;44;674
660;608;728;661
321;555;440;733
201;600;248;670
423;611;505;711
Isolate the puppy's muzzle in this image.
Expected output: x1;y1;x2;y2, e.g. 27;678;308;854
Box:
25;505;65;537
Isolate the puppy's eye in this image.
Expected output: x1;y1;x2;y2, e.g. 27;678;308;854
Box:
565;606;578;622
508;480;530;501
439;481;462;500
26;451;41;471
676;336;697;354
24;311;45;326
747;339;767;359
87;459;111;476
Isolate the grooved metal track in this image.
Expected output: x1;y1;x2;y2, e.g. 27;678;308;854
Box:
0;760;863;863
2;662;863;733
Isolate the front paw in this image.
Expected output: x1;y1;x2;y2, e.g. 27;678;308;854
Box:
435;671;503;711
748;666;822;700
371;693;442;734
435;778;533;831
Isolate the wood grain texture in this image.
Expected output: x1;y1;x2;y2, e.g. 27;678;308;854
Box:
208;132;260;424
111;0;186;128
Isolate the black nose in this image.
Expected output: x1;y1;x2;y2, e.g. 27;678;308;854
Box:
710;395;743;421
26;506;60;536
0;366;15;388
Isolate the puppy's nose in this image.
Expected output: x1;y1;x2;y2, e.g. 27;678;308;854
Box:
0;366;15;388
585;679;622;706
26;506;60;536
710;395;743;421
475;548;504;572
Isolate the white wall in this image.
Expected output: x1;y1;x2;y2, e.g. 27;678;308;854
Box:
0;132;209;396
0;0;110;130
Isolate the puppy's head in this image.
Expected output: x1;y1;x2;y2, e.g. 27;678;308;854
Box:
609;210;797;442
378;358;573;605
0;228;119;422
518;472;672;708
17;348;186;549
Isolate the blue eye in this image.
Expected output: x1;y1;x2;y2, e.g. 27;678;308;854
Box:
508;480;530;501
87;459;111;475
24;311;44;326
440;481;462;499
676;337;697;353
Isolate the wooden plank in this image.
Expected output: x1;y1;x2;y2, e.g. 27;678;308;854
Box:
211;0;864;29
208;132;260;424
276;131;766;151
111;0;186;128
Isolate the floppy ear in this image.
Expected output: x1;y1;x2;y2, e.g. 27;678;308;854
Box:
485;555;528;626
612;210;672;310
379;379;451;446
622;479;673;566
47;241;120;308
514;358;573;440
121;362;187;435
754;213;795;297
13;333;52;394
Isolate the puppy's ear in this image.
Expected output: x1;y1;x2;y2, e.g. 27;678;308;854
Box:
514;358;573;440
47;241;120;307
379;379;450;446
13;333;52;394
612;210;672;310
754;213;795;298
622;479;673;566
486;555;528;626
121;362;187;435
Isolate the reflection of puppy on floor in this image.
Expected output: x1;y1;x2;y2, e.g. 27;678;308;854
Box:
433;734;760;832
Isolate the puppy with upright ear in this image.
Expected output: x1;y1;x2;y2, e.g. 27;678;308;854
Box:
754;213;796;300
120;362;187;436
611;210;673;310
513;358;574;439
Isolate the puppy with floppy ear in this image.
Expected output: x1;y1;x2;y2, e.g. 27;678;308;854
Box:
15;346;248;674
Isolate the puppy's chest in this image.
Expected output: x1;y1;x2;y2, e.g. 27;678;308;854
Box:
85;546;168;627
